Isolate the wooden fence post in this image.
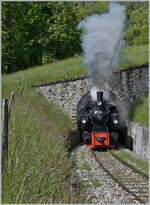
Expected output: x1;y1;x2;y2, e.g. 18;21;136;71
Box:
2;98;8;174
8;91;14;118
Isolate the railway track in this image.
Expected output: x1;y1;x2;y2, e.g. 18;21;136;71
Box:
90;149;149;204
110;150;149;179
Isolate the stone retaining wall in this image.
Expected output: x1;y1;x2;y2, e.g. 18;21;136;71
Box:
126;122;149;159
37;78;92;121
112;64;148;108
37;64;148;121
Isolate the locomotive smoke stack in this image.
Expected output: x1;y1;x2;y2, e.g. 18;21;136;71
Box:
97;91;103;102
90;86;110;102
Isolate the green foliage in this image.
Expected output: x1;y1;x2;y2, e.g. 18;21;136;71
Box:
2;2;108;74
75;2;108;20
124;2;148;46
2;2;46;73
2;1;148;74
46;2;82;59
129;95;148;127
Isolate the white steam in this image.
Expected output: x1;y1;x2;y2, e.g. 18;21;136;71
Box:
78;3;128;123
90;86;110;102
78;2;126;89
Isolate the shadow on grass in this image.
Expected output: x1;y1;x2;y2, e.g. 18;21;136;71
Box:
66;129;82;152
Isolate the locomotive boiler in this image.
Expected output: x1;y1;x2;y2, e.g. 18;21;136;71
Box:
77;91;120;148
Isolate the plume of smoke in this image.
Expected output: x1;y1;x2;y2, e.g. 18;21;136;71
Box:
78;2;126;89
78;3;128;123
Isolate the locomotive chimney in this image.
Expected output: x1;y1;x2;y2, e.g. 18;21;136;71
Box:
97;91;103;102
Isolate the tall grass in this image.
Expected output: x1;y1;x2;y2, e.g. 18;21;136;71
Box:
2;56;85;203
120;44;148;69
129;95;148;127
2;90;75;203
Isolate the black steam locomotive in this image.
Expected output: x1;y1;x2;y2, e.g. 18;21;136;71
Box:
77;91;120;148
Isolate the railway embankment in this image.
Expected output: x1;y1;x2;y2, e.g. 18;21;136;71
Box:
72;145;148;203
71;145;148;203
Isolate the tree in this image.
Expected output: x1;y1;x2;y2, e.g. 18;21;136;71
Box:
124;2;148;46
2;1;148;74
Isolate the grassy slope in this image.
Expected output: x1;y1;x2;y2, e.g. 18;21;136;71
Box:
2;44;148;95
2;56;86;97
121;44;148;127
2;56;85;203
3;94;73;203
129;95;148;127
120;44;148;69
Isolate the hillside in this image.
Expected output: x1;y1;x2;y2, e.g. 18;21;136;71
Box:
120;44;148;69
2;56;86;97
2;50;148;202
2;44;148;97
2;57;84;203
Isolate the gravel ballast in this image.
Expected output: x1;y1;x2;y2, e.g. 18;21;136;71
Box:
72;145;141;204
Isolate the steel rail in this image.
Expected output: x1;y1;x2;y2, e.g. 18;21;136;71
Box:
90;150;148;204
109;150;149;179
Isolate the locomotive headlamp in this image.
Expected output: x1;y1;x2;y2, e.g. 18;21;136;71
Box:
94;110;98;114
81;119;87;124
113;119;118;124
97;101;102;106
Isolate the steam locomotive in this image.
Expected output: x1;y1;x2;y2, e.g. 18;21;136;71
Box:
77;91;120;148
